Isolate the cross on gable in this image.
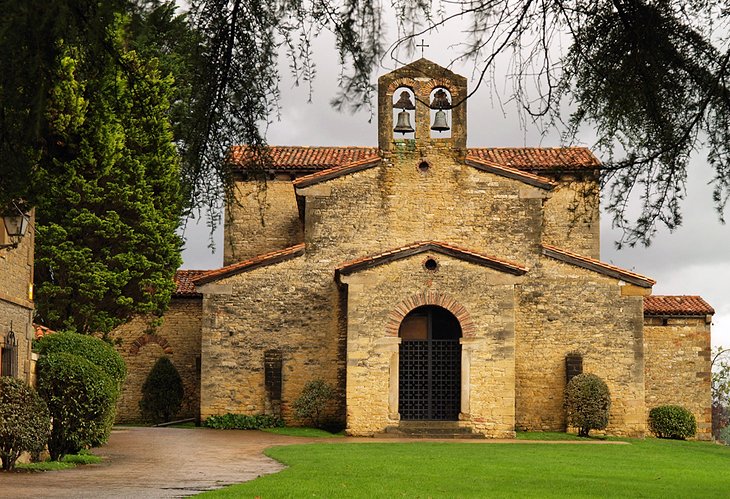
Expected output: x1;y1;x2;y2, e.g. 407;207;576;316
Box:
416;39;429;57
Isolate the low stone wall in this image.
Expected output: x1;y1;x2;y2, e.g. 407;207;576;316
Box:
110;298;202;423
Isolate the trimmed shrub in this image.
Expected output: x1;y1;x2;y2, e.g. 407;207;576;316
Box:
293;379;335;429
37;352;117;460
564;373;611;437
0;378;51;471
140;357;184;424
204;413;284;430
648;405;697;440
35;331;126;388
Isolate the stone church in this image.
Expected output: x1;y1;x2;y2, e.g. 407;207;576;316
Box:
111;59;714;439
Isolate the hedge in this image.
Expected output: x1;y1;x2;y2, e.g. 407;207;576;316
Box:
648;405;697;440
204;413;284;430
0;378;51;471
564;373;611;437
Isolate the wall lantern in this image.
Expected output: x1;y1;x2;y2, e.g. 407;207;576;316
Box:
1;210;30;249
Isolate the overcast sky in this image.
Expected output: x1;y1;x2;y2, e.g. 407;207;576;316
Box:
179;26;730;348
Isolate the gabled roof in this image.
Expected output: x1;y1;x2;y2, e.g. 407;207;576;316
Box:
644;295;714;316
193;244;305;286
230;146;380;173
294;157;382;188
336;241;527;280
173;270;209;297
465;156;557;190
229;146;600;174
542;245;656;288
469;147;600;172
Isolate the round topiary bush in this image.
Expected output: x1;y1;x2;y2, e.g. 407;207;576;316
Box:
564;373;611;437
293;379;335;429
37;352;117;460
0;377;51;471
35;331;126;389
648;405;697;440
140;356;184;424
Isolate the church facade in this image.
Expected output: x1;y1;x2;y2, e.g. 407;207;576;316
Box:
111;59;714;438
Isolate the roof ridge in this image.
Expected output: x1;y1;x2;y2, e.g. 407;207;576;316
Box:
465;156;557;189
293;156;382;188
193;243;306;286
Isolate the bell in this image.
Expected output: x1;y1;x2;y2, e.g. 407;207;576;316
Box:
393;91;415;110
431;109;450;132
394;110;415;134
430;89;451;110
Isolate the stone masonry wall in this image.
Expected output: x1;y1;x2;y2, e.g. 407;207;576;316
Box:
644;316;712;440
0;213;35;383
341;253;521;437
515;256;647;437
199;256;344;425
110;298;202;423
541;176;600;259
298;155;547;266
224;178;302;265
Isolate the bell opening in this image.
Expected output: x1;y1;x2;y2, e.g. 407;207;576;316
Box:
392;87;416;139
429;87;452;138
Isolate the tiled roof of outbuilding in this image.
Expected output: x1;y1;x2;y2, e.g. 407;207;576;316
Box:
229;146;601;173
173;270;209;297
644;295;714;316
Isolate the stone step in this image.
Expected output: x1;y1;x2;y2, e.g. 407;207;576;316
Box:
381;422;486;439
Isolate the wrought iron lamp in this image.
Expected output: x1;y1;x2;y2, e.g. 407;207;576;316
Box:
0;210;30;249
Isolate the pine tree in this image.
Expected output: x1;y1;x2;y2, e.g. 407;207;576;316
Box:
34;27;182;335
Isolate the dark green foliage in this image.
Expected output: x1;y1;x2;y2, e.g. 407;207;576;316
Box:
564;373;611;437
204;413;284;430
293;379;336;429
140;357;184;424
33;23;183;336
648;405;697;440
35;332;126;388
0;378;51;471
36;353;117;460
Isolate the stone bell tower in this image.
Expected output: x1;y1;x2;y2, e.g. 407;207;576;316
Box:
377;58;467;153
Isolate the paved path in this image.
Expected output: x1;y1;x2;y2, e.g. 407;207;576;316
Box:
0;427;626;498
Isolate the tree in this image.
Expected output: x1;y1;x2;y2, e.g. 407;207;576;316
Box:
564;373;612;437
293;379;336;429
0;378;51;471
140;356;184;424
2;1;730;244
33;24;183;335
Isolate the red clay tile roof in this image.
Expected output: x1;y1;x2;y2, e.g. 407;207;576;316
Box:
465;156;557;190
542;245;656;288
644;295;714;316
469;147;600;171
231;146;380;172
230;146;600;173
294;157;382;188
33;324;56;340
336;241;527;279
193;244;305;285
173;270;209;297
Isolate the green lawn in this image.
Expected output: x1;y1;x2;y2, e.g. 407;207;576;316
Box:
200;438;730;498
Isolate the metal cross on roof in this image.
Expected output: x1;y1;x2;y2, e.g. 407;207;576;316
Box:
416;39;429;57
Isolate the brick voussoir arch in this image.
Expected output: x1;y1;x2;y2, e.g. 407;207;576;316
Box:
386;291;475;338
129;333;173;355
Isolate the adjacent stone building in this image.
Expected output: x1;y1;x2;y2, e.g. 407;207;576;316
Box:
119;59;714;438
0;210;35;384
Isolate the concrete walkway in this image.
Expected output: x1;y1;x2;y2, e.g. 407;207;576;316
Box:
0;426;626;498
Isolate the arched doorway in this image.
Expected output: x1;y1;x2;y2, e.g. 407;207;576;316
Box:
398;305;461;420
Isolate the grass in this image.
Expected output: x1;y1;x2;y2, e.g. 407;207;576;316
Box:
262;427;344;438
15;451;102;472
515;430;608;441
200;438;730;498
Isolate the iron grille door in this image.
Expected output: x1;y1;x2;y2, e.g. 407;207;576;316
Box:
399;339;461;420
